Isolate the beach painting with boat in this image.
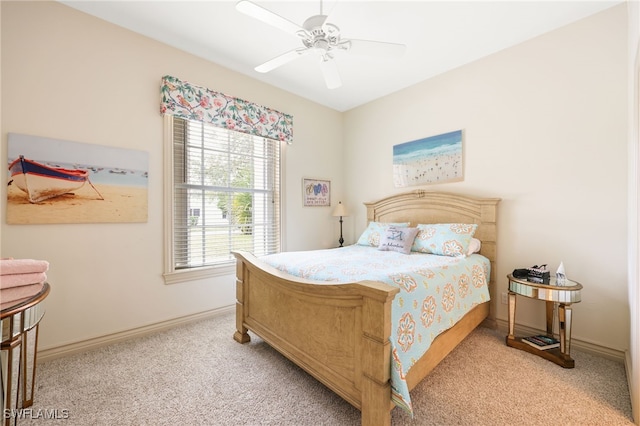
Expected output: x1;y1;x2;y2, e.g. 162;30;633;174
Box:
393;130;463;188
6;133;148;224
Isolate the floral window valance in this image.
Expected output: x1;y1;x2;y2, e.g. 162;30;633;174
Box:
160;75;293;144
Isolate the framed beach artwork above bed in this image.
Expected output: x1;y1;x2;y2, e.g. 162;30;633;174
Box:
393;129;463;187
6;133;148;224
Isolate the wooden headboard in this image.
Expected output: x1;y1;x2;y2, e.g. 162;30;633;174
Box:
364;190;501;321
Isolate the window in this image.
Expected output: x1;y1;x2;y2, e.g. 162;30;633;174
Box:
164;116;281;283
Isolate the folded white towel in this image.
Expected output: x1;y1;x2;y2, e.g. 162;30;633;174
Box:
0;259;49;275
0;272;47;289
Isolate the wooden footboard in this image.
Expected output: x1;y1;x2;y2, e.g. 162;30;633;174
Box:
233;250;400;425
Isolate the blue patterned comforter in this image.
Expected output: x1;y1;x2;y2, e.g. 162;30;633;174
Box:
260;244;490;416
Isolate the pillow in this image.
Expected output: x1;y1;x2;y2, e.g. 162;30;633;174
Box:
411;223;478;257
467;238;481;255
356;221;410;247
378;226;419;254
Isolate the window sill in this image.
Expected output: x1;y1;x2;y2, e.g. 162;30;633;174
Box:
163;262;235;285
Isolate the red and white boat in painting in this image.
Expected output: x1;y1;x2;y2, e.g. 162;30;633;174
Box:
8;155;90;203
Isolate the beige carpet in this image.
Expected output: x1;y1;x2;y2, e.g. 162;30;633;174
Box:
20;311;633;425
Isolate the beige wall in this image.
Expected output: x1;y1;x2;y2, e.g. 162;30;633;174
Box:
344;4;629;351
0;1;630;356
0;1;343;350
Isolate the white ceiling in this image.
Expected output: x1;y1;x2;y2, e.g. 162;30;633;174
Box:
60;0;623;112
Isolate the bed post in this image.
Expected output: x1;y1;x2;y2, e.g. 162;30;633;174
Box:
478;198;499;326
360;281;396;426
232;254;251;344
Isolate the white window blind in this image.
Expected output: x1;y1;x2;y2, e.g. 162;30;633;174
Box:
172;117;281;269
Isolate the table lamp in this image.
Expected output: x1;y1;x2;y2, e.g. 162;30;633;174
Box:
332;201;348;247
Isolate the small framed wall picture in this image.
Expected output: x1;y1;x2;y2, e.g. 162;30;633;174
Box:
302;178;330;207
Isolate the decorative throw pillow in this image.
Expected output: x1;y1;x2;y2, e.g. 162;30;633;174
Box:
356;221;410;247
411;223;478;257
378;226;419;254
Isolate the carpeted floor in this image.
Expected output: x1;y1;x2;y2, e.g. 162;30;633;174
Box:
19;311;633;425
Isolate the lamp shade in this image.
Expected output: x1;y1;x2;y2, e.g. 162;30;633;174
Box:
332;201;348;217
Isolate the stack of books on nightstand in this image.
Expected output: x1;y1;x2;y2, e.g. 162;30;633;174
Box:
522;335;560;350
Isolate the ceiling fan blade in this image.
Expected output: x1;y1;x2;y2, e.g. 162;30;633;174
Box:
255;49;307;73
236;1;304;36
346;39;406;58
320;58;341;89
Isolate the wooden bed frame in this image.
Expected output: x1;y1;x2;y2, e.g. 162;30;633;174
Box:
232;190;500;425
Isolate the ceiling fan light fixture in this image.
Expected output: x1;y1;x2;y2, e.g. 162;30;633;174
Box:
237;0;406;89
314;39;330;52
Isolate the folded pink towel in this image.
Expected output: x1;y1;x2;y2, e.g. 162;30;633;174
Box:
0;282;44;306
0;259;49;275
0;272;47;289
1;295;32;311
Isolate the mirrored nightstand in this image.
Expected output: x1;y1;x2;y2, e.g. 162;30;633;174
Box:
505;274;582;368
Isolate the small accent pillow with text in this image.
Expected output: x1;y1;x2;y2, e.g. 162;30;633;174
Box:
356;222;410;247
378;226;419;254
411;223;478;257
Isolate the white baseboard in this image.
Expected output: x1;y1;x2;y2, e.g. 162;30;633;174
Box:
37;305;235;362
494;318;626;363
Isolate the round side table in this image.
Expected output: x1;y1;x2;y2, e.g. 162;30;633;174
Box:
1;282;50;421
505;275;582;368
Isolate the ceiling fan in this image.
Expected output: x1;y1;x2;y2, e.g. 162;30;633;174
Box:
236;0;406;89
